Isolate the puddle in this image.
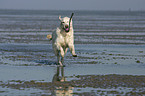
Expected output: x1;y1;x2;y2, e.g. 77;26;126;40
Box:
0;65;55;82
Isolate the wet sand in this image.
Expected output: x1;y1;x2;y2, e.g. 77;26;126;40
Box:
0;9;145;95
0;44;145;95
0;74;145;95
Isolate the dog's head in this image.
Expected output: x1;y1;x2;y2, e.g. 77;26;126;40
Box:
59;16;73;32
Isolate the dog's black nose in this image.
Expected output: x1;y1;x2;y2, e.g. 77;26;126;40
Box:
65;25;69;28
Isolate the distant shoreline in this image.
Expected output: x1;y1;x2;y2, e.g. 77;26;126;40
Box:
0;9;145;17
0;8;145;12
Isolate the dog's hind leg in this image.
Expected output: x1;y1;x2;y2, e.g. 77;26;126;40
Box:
60;47;65;65
61;57;64;65
64;48;68;55
54;48;62;66
57;53;63;66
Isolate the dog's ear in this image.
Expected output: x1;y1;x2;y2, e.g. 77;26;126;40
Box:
59;15;62;21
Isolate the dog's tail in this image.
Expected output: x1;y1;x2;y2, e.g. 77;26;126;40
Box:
47;34;52;41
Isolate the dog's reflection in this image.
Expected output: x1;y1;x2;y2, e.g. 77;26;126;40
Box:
51;66;73;96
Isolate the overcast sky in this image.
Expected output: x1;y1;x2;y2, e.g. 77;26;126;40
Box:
0;0;145;11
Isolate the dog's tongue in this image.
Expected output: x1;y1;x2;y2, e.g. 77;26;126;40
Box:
65;28;69;32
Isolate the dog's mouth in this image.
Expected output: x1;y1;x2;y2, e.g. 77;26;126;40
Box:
64;25;69;32
65;28;69;32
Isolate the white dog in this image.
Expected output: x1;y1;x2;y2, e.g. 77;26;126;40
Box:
47;13;77;66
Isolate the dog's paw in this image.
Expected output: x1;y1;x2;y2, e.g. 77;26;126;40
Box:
73;54;77;57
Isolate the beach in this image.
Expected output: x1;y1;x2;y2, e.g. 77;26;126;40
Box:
0;9;145;95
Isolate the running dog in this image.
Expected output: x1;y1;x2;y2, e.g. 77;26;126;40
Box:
47;13;77;66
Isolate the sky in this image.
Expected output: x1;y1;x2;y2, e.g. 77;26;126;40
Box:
0;0;145;11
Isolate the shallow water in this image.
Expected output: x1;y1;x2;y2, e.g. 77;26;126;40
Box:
0;44;145;95
0;9;145;95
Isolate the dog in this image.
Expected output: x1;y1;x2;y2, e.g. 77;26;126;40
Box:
47;13;77;66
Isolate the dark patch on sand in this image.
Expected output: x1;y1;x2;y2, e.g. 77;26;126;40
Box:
1;74;145;95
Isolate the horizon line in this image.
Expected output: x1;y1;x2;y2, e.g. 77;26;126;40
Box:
0;8;145;12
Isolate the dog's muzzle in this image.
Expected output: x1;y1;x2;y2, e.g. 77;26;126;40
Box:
64;24;69;32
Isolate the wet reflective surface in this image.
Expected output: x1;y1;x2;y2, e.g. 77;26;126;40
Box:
0;44;145;95
0;9;145;95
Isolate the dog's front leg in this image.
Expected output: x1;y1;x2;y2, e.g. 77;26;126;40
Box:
57;47;65;66
68;44;77;57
